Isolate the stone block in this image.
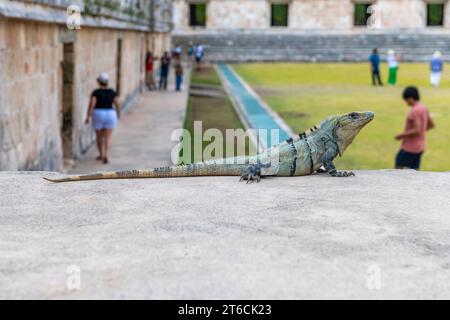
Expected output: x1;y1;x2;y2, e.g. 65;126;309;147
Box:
25;24;39;49
4;149;18;170
5;21;26;50
4;53;16;82
2;118;17;152
15;142;25;166
0;20;6;50
14;80;26;110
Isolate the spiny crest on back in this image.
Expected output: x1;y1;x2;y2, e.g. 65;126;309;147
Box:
297;115;340;139
298;122;323;139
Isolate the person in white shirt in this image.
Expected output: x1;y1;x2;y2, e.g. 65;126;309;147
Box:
194;43;204;71
387;49;399;86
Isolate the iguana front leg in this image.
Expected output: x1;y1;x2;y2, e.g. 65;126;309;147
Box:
239;163;270;183
323;149;355;177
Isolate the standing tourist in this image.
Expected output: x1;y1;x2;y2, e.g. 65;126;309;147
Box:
387;49;399;86
187;41;194;59
430;51;444;87
173;53;184;91
369;48;383;86
85;73;120;164
395;86;435;170
145;51;157;90
173;44;183;57
194;42;204;71
159;51;171;91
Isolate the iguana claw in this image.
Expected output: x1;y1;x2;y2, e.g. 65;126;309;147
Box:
330;170;355;177
240;164;263;183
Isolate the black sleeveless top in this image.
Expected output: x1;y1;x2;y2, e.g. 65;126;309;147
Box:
91;88;117;109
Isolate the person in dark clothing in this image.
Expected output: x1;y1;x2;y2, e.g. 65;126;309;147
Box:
369;48;383;86
173;53;184;91
159;51;171;90
85;73;120;164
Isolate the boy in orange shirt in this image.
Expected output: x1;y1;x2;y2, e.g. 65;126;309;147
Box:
395;86;435;170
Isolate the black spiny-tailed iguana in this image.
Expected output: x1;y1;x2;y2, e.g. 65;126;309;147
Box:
44;111;374;183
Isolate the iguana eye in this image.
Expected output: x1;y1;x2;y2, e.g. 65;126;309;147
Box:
350;112;359;119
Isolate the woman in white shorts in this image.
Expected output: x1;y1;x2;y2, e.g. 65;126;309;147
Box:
85;73;120;164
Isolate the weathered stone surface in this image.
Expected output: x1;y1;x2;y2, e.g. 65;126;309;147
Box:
1;170;450;299
290;0;353;30
173;31;450;62
0;0;152;31
173;0;450;31
0;20;63;171
207;0;269;29
151;0;173;33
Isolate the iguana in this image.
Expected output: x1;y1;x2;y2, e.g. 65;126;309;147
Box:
44;111;374;183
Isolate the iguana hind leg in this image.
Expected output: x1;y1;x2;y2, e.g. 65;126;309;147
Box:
239;163;264;183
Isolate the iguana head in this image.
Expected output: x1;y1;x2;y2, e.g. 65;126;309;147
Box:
331;111;374;155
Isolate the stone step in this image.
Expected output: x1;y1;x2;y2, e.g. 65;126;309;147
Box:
174;33;450;61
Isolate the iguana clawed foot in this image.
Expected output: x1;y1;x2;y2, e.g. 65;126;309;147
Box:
329;170;355;177
239;164;263;183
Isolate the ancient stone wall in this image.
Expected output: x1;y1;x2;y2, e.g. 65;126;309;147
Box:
289;0;353;30
0;0;173;171
173;0;450;31
207;0;269;29
376;0;425;29
0;19;63;171
152;0;174;32
152;32;172;53
172;0;190;31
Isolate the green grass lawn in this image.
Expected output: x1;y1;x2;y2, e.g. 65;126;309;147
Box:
182;66;248;163
233;63;450;171
190;65;223;87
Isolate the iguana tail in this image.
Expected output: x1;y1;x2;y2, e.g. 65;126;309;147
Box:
43;163;249;183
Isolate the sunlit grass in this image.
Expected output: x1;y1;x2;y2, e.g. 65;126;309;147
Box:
233;63;450;171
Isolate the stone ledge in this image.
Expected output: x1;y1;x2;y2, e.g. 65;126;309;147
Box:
0;0;150;31
1;170;449;299
173;32;450;62
173;28;450;36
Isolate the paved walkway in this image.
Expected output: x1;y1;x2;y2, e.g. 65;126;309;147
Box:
216;63;294;150
71;68;190;174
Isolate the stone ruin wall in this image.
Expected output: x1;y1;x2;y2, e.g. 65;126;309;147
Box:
173;0;450;31
0;19;63;171
0;0;172;171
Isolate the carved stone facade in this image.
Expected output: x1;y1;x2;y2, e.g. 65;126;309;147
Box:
172;0;450;62
173;0;450;31
0;0;172;171
151;0;174;32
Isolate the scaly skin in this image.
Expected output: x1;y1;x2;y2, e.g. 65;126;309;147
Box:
43;111;374;183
